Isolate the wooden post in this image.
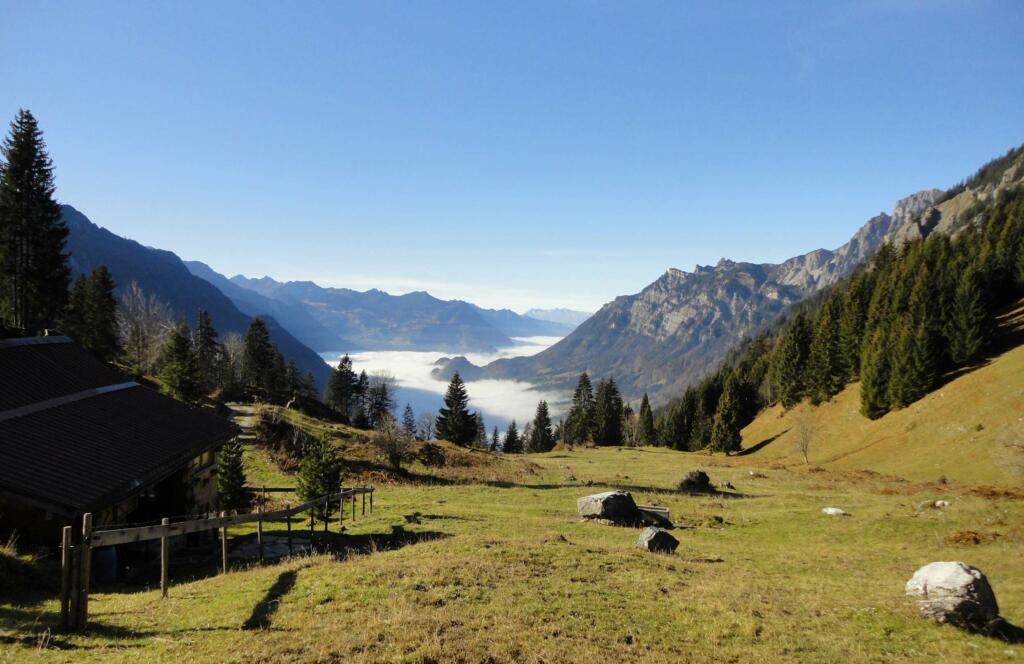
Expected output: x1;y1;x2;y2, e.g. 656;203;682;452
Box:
68;546;81;630
78;513;93;629
362;491;366;516
257;504;264;564
370;488;374;513
220;511;228;574
351;492;356;520
59;526;72;629
323;496;329;532
286;503;293;554
337;492;344;532
160;517;170;598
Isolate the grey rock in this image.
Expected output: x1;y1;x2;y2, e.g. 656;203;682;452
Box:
637;527;679;553
577;490;639;521
905;561;999;628
678;470;713;493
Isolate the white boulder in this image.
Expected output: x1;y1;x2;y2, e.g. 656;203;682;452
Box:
905;561;999;628
822;507;850;516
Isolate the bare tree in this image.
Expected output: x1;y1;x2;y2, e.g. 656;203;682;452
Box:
622;410;639;447
417;411;435;441
372;413;413;470
117;281;174;375
795;410;816;464
220;331;245;388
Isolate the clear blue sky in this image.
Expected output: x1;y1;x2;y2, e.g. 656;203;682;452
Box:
2;1;1022;312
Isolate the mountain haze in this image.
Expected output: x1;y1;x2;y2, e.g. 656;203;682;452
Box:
62;205;332;392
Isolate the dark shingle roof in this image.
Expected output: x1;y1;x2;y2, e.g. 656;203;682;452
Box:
0;337;238;515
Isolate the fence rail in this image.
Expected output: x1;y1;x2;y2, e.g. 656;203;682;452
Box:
59;485;375;631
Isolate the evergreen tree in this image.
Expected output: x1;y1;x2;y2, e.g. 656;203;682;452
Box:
326;355;359;421
527;400;554;453
402;404;417;438
838;270;872;380
948;267;991;366
563;372;596;444
157;323;202;402
859;326;891;419
475;413;488;448
64;265;120;360
709;373;743;454
365;374;396;428
593;377;624;445
297;435;342;520
194;309;220;392
886;317;919;409
503;420;521;453
241;317;280;397
637;393;656;446
435;372;476;446
806;291;844;404
775;312;812;409
0;110;70;333
491;425;500;452
217;437;248;510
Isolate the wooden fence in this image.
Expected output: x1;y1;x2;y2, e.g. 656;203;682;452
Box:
59;485;374;631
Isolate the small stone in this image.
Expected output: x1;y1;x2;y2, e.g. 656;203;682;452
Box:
637;527;679;553
822;507;850;516
905;561;999;628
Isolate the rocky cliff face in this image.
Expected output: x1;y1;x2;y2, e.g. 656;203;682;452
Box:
463;147;1024;404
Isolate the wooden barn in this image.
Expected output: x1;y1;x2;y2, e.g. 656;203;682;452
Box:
0;336;239;546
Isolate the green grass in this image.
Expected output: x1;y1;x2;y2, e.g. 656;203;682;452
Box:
2;445;1022;663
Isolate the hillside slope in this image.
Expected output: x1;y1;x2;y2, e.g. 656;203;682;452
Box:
470;146;1024;403
738;303;1024;486
63;205;331;392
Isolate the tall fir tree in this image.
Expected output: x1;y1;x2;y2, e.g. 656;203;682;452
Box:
527;400;554;453
157;323;202;402
475;413;488;448
775;311;812;409
491;425;500;452
241;317;280;397
435;372;476;446
0;110;70;333
859;326;891;419
709;373;743;454
563;372;596;444
838;269;872;380
886;317;920;409
593;377;624;445
948;266;991;366
806;291;844;404
194;309;220;392
217;437;248;510
402;404;417;438
503;419;521;453
637;393;656;446
326;355;359;421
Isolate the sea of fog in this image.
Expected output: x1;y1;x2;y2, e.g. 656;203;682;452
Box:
319;337;567;432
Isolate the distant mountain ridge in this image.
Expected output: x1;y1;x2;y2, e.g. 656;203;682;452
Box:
62;205;332;392
524;308;592;327
440;146;1024;404
185;268;577;353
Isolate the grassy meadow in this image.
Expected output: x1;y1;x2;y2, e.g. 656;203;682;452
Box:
2;437;1022;662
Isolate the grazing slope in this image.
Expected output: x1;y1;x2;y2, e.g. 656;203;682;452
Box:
738;302;1024;486
62;205;331;391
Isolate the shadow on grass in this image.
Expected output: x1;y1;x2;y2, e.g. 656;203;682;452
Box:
738;430;788;456
983;617;1024;644
243;569;297;630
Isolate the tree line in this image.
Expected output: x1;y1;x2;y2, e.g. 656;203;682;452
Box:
657;176;1024;452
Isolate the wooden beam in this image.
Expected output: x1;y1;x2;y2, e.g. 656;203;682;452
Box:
59;527;72;629
160;518;170;598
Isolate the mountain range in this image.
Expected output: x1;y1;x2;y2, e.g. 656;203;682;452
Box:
186;265;577;353
62;205;333;392
435;146;1024;404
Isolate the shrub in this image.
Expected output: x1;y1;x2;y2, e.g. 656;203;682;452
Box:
419;442;446;467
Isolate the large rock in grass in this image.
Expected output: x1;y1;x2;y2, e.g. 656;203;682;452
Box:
905;561;999;628
577;490;639;521
678;470;713;493
637;527;679;553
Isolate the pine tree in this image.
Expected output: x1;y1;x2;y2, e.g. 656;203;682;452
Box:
217;437;248;510
807;292;844;404
709;373;743;454
593;377;624;445
776;312;812;409
297;435;341;520
563;372;596;444
886;317;918;409
948;267;991;366
503;420;521;453
637;393;656;446
527;400;554;453
241;317;279;397
157;323;202;402
0;110;70;333
663;389;697;451
194;309;220;392
859;326;891;419
435;372;476;446
475;413;488;448
402;404;417;438
491;425;500;452
838;270;872;380
326;355;359;421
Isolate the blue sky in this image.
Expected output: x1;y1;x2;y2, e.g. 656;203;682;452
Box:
2;1;1022;312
